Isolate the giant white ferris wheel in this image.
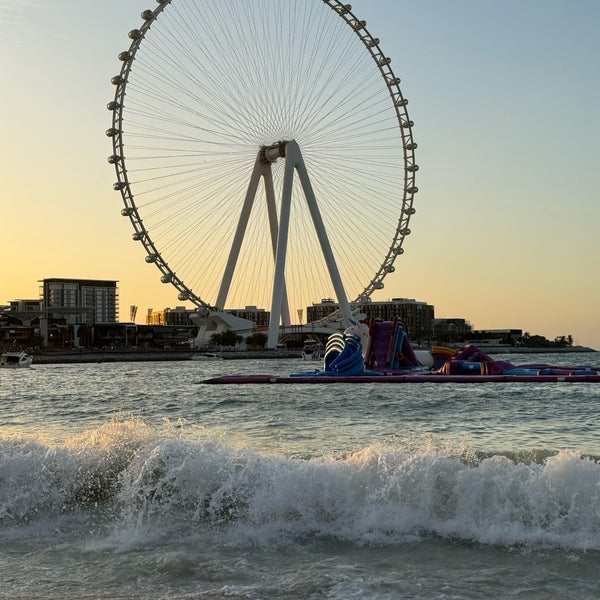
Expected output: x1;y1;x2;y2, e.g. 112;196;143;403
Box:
107;0;418;346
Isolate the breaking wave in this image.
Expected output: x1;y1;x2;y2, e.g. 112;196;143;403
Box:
1;418;599;550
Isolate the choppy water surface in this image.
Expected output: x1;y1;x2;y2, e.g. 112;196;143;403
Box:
1;354;599;599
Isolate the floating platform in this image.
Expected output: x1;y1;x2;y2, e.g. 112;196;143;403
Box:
203;373;600;384
202;322;599;385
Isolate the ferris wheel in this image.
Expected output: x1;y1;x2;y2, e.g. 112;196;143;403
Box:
107;0;418;342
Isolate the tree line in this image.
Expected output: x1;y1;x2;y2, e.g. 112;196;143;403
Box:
520;332;574;348
210;330;268;349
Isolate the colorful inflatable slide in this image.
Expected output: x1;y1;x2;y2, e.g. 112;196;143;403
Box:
203;318;600;384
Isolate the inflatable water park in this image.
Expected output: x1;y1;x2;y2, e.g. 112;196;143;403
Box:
203;318;600;384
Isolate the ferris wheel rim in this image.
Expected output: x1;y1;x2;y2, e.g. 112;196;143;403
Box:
106;0;418;316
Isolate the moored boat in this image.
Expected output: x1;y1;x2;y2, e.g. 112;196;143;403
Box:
301;338;322;361
0;351;33;368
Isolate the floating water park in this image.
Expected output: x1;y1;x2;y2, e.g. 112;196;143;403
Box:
203;318;600;384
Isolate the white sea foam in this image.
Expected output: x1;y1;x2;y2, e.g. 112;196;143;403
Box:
1;418;598;551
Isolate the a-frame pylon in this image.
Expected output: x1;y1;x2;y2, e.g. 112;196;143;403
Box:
216;139;353;349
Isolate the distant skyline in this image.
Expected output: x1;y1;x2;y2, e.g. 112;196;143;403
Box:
2;1;599;349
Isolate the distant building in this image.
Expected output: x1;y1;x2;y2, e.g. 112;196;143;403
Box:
41;278;118;324
306;298;339;323
1;327;36;345
362;298;435;341
93;322;196;349
433;322;522;345
433;318;473;343
146;306;196;326
34;278;118;347
469;328;523;346
307;297;435;341
2;299;42;325
145;305;270;329
7;299;42;313
227;305;270;328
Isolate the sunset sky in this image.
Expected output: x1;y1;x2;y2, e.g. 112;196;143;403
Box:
1;1;599;349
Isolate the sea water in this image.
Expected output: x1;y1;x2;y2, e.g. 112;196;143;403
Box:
1;354;599;599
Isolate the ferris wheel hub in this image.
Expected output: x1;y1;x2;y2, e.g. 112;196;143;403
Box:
260;140;288;164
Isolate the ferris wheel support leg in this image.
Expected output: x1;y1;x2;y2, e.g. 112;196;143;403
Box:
267;150;296;349
264;169;291;327
289;141;354;329
216;156;263;311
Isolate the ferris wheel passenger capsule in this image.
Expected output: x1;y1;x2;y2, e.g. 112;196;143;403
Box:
128;29;142;40
145;254;158;263
105;128;119;137
161;274;172;283
141;10;154;20
107;155;122;164
113;181;126;191
132;232;144;241
121;207;134;217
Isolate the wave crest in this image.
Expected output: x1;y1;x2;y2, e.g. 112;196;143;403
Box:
1;419;599;549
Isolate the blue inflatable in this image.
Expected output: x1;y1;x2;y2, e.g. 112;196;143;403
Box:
324;333;365;375
291;332;374;378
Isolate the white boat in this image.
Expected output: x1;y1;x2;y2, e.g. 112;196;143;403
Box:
0;351;33;368
302;339;322;361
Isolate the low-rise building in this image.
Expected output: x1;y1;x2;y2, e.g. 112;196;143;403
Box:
227;306;270;328
41;278;119;324
469;329;523;346
307;297;435;342
433;318;473;344
146;306;196;326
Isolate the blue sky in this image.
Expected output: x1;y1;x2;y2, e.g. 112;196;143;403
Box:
1;1;599;348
